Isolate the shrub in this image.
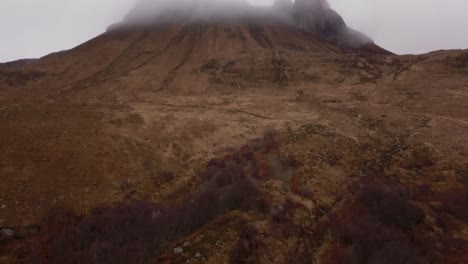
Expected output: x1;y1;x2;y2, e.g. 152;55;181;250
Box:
29;149;267;263
439;189;468;221
334;214;427;264
328;183;433;264
359;184;424;230
229;227;264;264
452;52;468;68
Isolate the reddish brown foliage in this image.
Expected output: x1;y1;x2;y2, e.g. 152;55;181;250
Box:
439;189;468;222
26;147;270;263
229;226;264;264
328;184;432;264
359;184;424;230
327;182;468;264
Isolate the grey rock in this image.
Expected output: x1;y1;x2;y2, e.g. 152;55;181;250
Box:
183;241;190;247
174;247;184;255
0;228;16;237
195;253;202;258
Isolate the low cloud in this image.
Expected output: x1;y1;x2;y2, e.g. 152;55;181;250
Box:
111;0;372;47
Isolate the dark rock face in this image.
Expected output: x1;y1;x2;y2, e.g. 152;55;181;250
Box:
293;0;372;45
293;0;346;35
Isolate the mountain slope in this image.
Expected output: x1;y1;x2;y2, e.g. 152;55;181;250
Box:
0;0;390;98
0;22;389;98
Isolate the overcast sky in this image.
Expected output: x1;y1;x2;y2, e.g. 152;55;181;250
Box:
1;0;467;62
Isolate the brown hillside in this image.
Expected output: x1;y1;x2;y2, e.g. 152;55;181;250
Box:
0;1;467;263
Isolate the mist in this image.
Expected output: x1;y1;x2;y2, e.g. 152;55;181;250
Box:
117;0;333;24
117;0;290;26
109;0;370;47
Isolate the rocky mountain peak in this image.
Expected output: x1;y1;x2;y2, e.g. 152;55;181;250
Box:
293;0;345;35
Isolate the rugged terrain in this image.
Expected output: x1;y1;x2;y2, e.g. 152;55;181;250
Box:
1;1;468;263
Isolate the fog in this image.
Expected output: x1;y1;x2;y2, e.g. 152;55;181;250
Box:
115;0;323;28
332;0;468;55
112;0;371;50
119;0;263;26
1;0;467;62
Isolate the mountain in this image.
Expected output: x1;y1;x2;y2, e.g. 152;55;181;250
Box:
0;1;467;263
0;0;389;98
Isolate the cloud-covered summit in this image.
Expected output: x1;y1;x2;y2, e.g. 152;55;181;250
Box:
111;0;373;47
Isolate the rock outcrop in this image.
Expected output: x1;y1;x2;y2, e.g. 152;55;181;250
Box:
293;0;344;35
292;0;372;45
